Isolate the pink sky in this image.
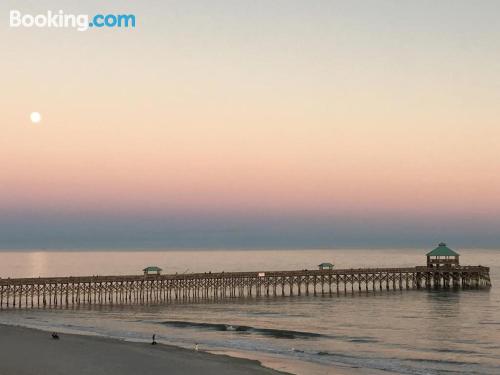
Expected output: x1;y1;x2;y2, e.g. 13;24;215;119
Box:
1;1;499;248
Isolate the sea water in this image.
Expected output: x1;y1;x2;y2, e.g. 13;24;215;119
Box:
0;249;499;375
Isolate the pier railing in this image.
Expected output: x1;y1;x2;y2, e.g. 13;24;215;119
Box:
0;265;491;309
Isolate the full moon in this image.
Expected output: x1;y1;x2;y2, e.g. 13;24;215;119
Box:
30;112;41;123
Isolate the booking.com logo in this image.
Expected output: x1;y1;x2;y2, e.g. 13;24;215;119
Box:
9;10;136;31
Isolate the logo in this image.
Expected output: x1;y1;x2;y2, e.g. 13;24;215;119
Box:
9;10;136;32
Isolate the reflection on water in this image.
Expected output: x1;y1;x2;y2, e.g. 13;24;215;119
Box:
0;249;499;375
27;252;48;277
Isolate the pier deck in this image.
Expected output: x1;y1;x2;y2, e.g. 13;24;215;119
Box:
0;265;491;308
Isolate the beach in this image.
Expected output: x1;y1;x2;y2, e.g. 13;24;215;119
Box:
0;324;286;375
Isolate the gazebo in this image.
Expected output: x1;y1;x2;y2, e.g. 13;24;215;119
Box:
426;242;459;268
143;266;163;275
318;262;334;270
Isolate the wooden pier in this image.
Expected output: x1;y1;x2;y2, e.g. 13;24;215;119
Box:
0;265;491;309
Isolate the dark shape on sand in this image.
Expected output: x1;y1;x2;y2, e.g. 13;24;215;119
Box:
51;332;59;340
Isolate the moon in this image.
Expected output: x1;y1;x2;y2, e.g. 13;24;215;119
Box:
30;112;42;123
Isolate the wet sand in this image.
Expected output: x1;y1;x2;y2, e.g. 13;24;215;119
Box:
213;349;393;375
0;324;286;375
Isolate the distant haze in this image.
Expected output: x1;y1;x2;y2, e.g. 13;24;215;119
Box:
1;1;499;249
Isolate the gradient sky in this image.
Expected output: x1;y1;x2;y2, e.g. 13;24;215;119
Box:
1;1;499;249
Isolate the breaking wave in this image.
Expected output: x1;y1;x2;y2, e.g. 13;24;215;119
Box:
160;320;323;339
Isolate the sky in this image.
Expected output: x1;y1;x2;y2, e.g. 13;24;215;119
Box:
0;1;499;249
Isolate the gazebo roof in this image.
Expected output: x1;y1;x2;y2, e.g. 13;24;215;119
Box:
426;243;459;257
143;266;163;272
318;262;334;267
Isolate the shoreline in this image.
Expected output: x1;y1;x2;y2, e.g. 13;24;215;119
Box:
0;323;288;375
208;349;392;375
0;322;395;375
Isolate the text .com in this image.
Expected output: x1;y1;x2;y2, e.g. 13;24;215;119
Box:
9;10;136;32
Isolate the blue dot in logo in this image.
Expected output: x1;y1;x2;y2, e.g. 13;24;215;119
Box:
89;22;93;27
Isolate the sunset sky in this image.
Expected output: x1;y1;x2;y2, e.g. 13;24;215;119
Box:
1;1;499;249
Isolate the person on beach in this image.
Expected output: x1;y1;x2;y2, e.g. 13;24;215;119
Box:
152;334;157;345
194;343;199;351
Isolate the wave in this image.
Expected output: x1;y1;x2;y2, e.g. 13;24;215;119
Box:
347;337;379;343
316;351;483;375
408;357;480;366
159;320;382;343
160;320;323;339
433;348;479;355
319;350;479;366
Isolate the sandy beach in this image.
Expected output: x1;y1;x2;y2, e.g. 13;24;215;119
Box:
0;324;286;375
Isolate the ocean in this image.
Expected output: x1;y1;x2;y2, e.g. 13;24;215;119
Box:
0;249;498;375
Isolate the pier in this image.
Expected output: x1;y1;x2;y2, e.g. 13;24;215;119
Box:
0;244;492;309
0;265;491;309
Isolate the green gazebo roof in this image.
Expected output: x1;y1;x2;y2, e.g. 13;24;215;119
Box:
426;243;459;257
143;266;162;272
